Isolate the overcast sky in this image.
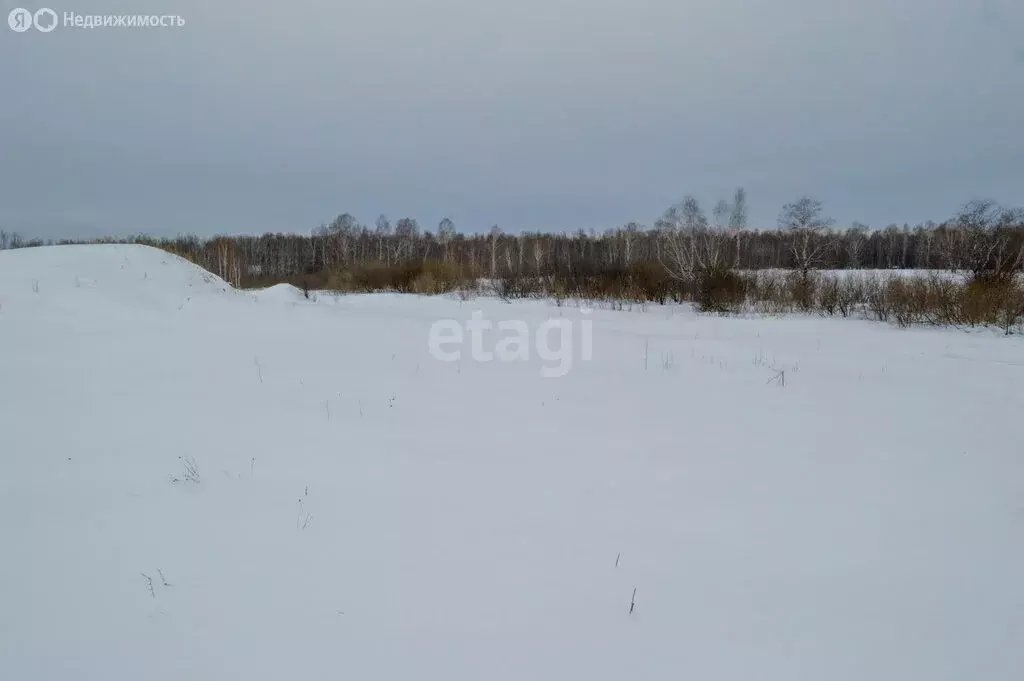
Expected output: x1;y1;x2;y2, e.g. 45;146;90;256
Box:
2;0;1022;239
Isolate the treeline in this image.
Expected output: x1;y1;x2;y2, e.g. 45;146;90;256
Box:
3;193;1022;294
4;193;1023;331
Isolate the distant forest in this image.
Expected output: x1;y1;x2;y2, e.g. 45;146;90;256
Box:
2;193;1022;292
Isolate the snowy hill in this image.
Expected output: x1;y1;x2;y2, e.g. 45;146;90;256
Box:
0;243;233;303
1;244;1022;680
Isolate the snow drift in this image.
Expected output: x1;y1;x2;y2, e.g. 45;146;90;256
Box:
252;283;319;304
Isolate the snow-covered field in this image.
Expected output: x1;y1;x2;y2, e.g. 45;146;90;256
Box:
1;244;1022;680
748;268;972;281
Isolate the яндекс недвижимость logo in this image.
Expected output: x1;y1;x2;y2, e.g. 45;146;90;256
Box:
8;7;57;32
7;8;185;32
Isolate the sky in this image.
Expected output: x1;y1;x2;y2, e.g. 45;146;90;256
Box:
1;0;1022;239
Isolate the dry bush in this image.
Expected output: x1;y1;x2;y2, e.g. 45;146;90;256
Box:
327;262;397;292
550;278;569;306
745;271;793;315
958;274;1018;328
886;279;918;327
997;285;1024;334
862;274;892;322
832;272;1024;331
495;275;545;300
626;262;676;304
695;266;746;313
807;273;875;320
835;276;864;318
817;274;840;316
410;271;439;294
918;274;961;325
526;263;685;306
411;261;473;294
327;252;1024;334
866;276;940;327
786;270;817;311
328;261;474;293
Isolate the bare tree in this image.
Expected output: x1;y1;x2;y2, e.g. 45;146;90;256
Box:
846;223;868;268
778;196;836;308
374;214;391;264
949;199;1024;279
438;217;456;262
657;196;706;280
532;234;547;275
326;213;358;266
394;218;419;262
729;187;748;267
489;225;502;278
657;196;732;282
621;222;641;266
729;188;748;231
779;196;836;278
713;199;731;231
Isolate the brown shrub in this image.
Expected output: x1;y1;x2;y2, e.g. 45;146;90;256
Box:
997;285;1024;335
787;271;816;311
818;275;840;316
626;262;677;304
328;261;475;294
695;266;746;313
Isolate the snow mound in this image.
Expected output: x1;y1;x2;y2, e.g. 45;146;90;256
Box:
252;283;317;303
0;244;235;313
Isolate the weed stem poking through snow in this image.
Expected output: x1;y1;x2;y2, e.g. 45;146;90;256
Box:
141;573;155;598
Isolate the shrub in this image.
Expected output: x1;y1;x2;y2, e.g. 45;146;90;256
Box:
626;262;676;304
835;277;863;318
414;261;472;294
695;266;746;313
787;270;817;311
410;271;438;294
997;285;1024;335
327;261;475;294
861;275;889;322
745;271;792;315
957;273;1019;327
818;275;840;316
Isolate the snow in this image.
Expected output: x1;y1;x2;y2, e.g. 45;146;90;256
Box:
253;283;318;304
747;268;972;281
1;244;1022;680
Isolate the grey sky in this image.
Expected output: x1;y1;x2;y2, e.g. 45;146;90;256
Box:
2;0;1022;239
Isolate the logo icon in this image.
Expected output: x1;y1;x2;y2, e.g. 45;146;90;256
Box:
7;7;56;32
7;7;32;31
33;7;57;32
